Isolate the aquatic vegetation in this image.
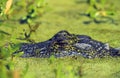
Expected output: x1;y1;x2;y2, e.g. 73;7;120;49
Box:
77;0;118;24
0;0;120;78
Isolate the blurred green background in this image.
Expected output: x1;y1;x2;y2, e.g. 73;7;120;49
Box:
0;0;120;78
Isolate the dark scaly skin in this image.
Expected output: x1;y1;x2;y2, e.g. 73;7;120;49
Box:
15;30;120;58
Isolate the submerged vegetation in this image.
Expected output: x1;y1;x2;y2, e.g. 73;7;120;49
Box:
0;0;120;78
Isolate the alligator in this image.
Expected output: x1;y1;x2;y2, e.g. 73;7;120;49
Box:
14;30;120;58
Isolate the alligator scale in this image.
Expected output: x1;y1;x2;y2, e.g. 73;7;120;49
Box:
15;30;120;58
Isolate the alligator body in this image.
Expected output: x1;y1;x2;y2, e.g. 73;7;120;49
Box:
15;30;120;58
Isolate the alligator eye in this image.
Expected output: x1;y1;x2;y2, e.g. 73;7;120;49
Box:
62;34;65;37
62;33;67;36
